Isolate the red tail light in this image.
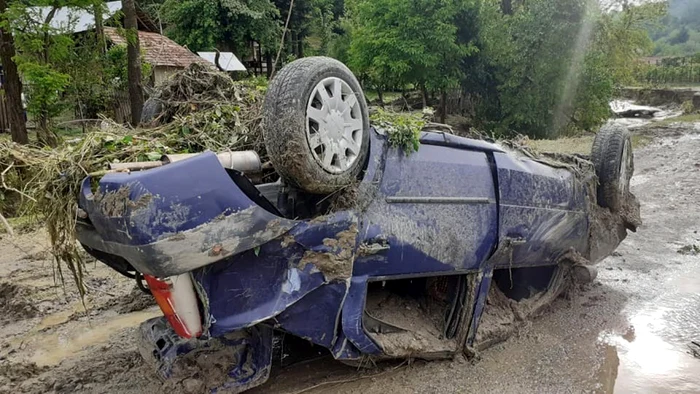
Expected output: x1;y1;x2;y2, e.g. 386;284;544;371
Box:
144;274;203;338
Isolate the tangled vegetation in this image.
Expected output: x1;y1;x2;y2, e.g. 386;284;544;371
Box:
370;108;429;153
0;65;267;294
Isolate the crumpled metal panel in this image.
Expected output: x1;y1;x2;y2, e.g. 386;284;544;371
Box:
138;317;273;393
194;211;359;338
77;152;296;277
274;282;348;348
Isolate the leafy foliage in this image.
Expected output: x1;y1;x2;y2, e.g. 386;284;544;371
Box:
160;0;280;56
568;2;665;131
649;0;700;57
370;108;427;153
681;100;695;114
6;0;103;142
305;0;340;55
339;0;666;137
104;44;153;91
346;0;476;97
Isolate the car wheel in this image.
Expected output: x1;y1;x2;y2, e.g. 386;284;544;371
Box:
591;125;633;212
263;57;370;194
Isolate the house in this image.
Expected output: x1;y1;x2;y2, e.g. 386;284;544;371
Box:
32;1;210;85
639;57;665;66
105;27;211;86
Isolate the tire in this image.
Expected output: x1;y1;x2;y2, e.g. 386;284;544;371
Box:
141;97;163;126
591;126;633;212
263;57;371;194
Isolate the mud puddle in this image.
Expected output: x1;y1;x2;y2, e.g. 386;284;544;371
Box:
598;270;700;393
27;308;161;367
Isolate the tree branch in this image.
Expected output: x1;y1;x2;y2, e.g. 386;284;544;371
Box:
0;212;13;237
271;0;294;78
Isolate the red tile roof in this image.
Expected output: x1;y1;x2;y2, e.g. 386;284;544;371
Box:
104;27;210;68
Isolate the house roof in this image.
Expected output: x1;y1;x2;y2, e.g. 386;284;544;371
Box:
197;52;247;71
104;27;211;69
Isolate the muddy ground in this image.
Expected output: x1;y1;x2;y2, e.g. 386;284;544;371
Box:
1;120;700;394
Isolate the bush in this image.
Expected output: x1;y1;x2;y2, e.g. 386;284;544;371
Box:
681;100;696;114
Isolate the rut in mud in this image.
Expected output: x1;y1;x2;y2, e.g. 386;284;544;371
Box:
0;282;39;324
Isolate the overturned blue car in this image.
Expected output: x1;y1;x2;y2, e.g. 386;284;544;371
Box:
75;57;641;393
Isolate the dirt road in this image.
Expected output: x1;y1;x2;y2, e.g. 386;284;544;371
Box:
1;122;699;394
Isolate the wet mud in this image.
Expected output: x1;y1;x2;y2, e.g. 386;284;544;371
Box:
0;282;40;324
299;223;358;282
365;290;457;358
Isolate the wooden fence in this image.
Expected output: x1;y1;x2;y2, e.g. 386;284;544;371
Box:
0;90;11;134
0;87;133;138
111;89;131;124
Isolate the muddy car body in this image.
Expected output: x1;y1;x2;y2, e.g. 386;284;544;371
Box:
76;58;639;392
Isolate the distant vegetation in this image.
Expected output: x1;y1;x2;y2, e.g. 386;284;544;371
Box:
649;0;700;57
0;0;670;144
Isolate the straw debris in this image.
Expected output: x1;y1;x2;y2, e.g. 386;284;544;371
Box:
0;64;267;295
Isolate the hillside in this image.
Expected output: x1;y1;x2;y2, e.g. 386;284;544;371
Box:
650;0;700;56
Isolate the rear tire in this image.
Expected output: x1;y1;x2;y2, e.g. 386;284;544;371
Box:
263;57;370;194
591;126;633;212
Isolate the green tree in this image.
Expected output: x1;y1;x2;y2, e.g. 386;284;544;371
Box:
457;0;664;137
160;0;280;56
272;0;313;58
346;0;475;113
595;1;666;85
0;0;27;144
476;0;598;137
306;0;338;55
7;0;103;146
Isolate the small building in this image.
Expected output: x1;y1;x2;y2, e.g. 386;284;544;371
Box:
639;57;666;66
31;1;210;85
197;52;247;72
105;27;211;86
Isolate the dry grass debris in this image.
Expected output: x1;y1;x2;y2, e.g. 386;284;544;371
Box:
0;64;267;294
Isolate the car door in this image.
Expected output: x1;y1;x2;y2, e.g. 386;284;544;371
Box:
353;135;499;277
492;151;589;268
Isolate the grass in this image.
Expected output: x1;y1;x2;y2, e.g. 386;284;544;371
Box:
528;136;595;155
656;113;700;126
364;91;403;104
528;134;652;155
0;214;42;235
